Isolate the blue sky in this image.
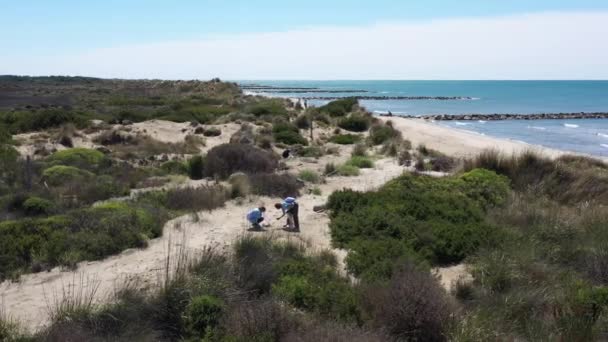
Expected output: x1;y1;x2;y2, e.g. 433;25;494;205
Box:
2;1;608;79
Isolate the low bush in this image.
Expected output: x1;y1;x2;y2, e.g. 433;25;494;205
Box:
337;164;360;177
42;165;94;186
273;122;308;146
430;155;457;172
47;148;106;170
338;114;370;132
300;146;324;158
184;295;224;338
464;150;608;205
294;114;311;129
368;124;401;145
362;261;455;341
22;196;55;216
248;99;289;117
0;109;88;134
298;169;321;184
324;163;337;176
327;170;510;279
0;201;166;279
204;144;278;179
187;155;204;180
228;173;251;198
346;156;374;169
203;127;222;137
249;173;303;198
330;134;361;145
161;160;188;175
319;98;358;117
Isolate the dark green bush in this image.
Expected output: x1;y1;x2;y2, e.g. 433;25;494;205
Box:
248;100;289;117
187;155;204;180
184;295;224;338
327;170;510;279
272;122;308;146
338;114;370;132
319;98;358;117
0;110;88;134
22;196;55;216
0;201;166;279
161;160;188;175
329;134;361;145
203;127;222;137
204;144;278;179
294;114;311;129
368;124;400;145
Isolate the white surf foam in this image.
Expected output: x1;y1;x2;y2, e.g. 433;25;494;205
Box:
478;120;487;123
564;123;579;128
597;133;608;138
601;144;608;149
528;126;547;130
455;122;470;126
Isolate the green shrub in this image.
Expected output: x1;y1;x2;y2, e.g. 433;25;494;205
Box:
337;165;360;177
272;122;308;146
187;155;204;180
0;109;88;134
161;160;188;175
338;115;370;132
300;146;324;158
203;127;222;137
298;169;321;184
329;134;361;145
368;124;400;145
204;144;278;179
319;98;358;117
294;114;311;129
48;148;106;170
184;295;224;338
347;156;374;169
248;100;289;117
23;197;55;216
274;130;308;146
42;165;94;186
327;170;510;279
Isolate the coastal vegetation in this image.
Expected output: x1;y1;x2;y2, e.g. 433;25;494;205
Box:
1;77;608;341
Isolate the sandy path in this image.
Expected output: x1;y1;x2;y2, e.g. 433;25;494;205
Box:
0;158;405;331
380;117;566;159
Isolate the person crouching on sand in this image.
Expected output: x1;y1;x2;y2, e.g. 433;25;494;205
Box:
246;206;266;231
275;197;300;232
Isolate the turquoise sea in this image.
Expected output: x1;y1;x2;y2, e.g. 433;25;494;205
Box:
241;80;608;157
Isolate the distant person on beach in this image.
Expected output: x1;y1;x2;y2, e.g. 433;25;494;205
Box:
246;206;266;230
275;197;300;232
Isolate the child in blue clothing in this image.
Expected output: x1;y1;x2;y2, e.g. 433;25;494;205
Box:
246;206;266;230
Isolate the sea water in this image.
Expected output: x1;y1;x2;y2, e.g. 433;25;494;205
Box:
241;80;608;157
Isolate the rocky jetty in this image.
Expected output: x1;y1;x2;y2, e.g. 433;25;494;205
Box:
379;112;608;120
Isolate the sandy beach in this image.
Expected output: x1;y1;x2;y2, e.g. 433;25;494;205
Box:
379;116;565;159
